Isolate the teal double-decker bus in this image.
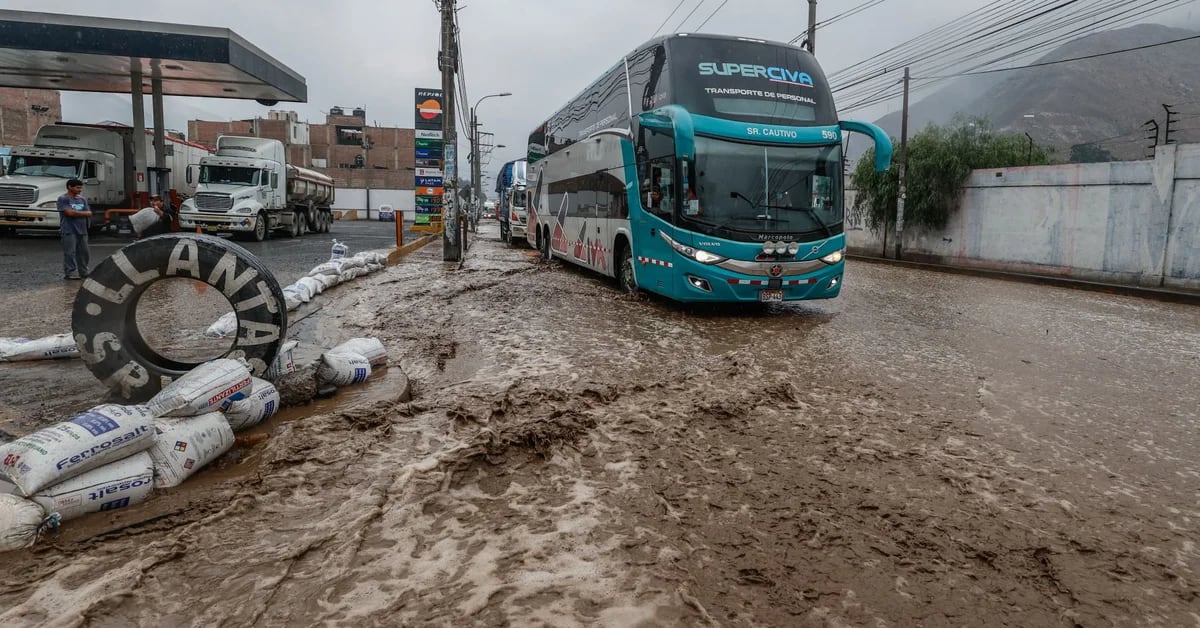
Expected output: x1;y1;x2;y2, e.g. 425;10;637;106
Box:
524;33;892;303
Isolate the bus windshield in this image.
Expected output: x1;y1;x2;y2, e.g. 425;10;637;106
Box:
200;165;260;186
682;136;841;239
10;156;81;178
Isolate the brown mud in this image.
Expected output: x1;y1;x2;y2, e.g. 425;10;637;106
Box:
1;224;1198;626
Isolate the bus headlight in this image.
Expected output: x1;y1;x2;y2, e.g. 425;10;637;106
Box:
820;249;845;265
660;231;727;265
786;242;801;255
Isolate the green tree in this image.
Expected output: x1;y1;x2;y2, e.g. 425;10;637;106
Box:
1069;143;1114;163
851;116;1050;233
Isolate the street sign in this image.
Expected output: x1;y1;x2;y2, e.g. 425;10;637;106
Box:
415;129;443;140
415;167;443;178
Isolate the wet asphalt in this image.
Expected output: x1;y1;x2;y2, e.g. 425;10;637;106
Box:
0;218;414;293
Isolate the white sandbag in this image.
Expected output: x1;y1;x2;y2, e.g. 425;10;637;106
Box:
365;262;385;273
222;378;280;432
264;340;299;381
330;239;349;260
129;206;159;234
307;260;346;278
0;479;17;496
0;338;31;356
337;270;357;284
282;287;303;311
0;494;47;553
0;404;156;496
316;273;341;290
289;279;316;303
316;351;372;387
296;276;325;296
30;452;154;522
146;358;251;418
341;255;366;269
147;413;235;488
329;337;388;368
203;311;238;339
0;333;79;362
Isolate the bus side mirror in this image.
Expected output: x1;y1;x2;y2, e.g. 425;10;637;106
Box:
839;120;894;172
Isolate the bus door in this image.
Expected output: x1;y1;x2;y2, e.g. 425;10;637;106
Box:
634;127;679;293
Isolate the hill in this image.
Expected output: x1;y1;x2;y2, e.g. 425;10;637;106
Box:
865;24;1200;162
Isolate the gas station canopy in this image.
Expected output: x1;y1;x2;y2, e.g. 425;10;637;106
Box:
0;10;306;103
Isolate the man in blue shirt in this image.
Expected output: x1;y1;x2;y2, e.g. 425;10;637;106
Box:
58;178;92;280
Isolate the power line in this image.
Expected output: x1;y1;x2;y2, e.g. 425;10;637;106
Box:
912;33;1200;79
652;0;688;37
673;0;708;32
835;0;1193;112
694;0;731;31
788;0;890;43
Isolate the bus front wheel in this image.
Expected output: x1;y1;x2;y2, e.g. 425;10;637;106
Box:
617;246;637;294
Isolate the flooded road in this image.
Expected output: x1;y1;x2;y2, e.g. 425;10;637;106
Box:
1;222;1198;626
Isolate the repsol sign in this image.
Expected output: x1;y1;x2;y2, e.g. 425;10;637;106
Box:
698;62;814;87
71;234;287;402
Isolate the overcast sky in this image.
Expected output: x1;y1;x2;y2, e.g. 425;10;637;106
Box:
7;0;1199;183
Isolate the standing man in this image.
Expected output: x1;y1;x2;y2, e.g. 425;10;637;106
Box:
58;178;92;280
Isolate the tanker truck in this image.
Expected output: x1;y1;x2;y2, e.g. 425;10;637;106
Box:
178;136;334;241
0;123;210;234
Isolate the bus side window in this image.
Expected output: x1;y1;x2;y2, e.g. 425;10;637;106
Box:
638;127;676;221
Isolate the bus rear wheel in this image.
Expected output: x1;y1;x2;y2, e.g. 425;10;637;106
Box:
540;228;552;261
617;246;637;294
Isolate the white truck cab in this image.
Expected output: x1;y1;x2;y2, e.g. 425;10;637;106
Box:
179;136;333;241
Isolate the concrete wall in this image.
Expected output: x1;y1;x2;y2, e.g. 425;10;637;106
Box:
333;188;415;220
846;143;1200;292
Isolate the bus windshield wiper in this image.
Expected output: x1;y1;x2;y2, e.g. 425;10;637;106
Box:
758;205;832;237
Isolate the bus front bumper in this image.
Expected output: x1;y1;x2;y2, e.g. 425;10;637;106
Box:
671;257;845;303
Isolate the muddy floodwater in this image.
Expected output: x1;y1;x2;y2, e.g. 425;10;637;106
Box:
1;222;1199;627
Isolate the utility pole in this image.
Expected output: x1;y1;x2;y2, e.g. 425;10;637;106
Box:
894;66;910;261
439;0;460;261
1024;132;1034;165
1163;104;1178;145
471;109;481;232
806;0;817;54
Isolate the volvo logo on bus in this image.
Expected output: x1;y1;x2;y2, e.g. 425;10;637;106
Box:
697;62;814;87
769;264;783;278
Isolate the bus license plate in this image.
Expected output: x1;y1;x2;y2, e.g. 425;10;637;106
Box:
759;289;784;303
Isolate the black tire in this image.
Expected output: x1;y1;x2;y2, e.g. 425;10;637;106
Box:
540;227;552;261
617;244;637;294
321;211;332;233
306;208;320;233
72;233;288;402
252;212;268;242
297;212;307;236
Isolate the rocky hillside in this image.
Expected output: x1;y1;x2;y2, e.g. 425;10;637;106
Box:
867;24;1200;161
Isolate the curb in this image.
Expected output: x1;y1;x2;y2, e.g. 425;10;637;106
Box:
849;254;1200;305
386;234;437;265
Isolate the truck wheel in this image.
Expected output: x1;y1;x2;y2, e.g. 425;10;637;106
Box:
296;212;307;236
251;212;268;242
323;212;332;233
71;233;288;402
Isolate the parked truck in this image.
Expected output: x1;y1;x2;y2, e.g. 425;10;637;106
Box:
496;158;528;246
178;136;334;241
0;123;210;234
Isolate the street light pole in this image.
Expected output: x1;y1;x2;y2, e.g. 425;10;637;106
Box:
471;92;512;232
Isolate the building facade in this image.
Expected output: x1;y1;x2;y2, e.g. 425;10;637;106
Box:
0;88;62;146
188;108;415;191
